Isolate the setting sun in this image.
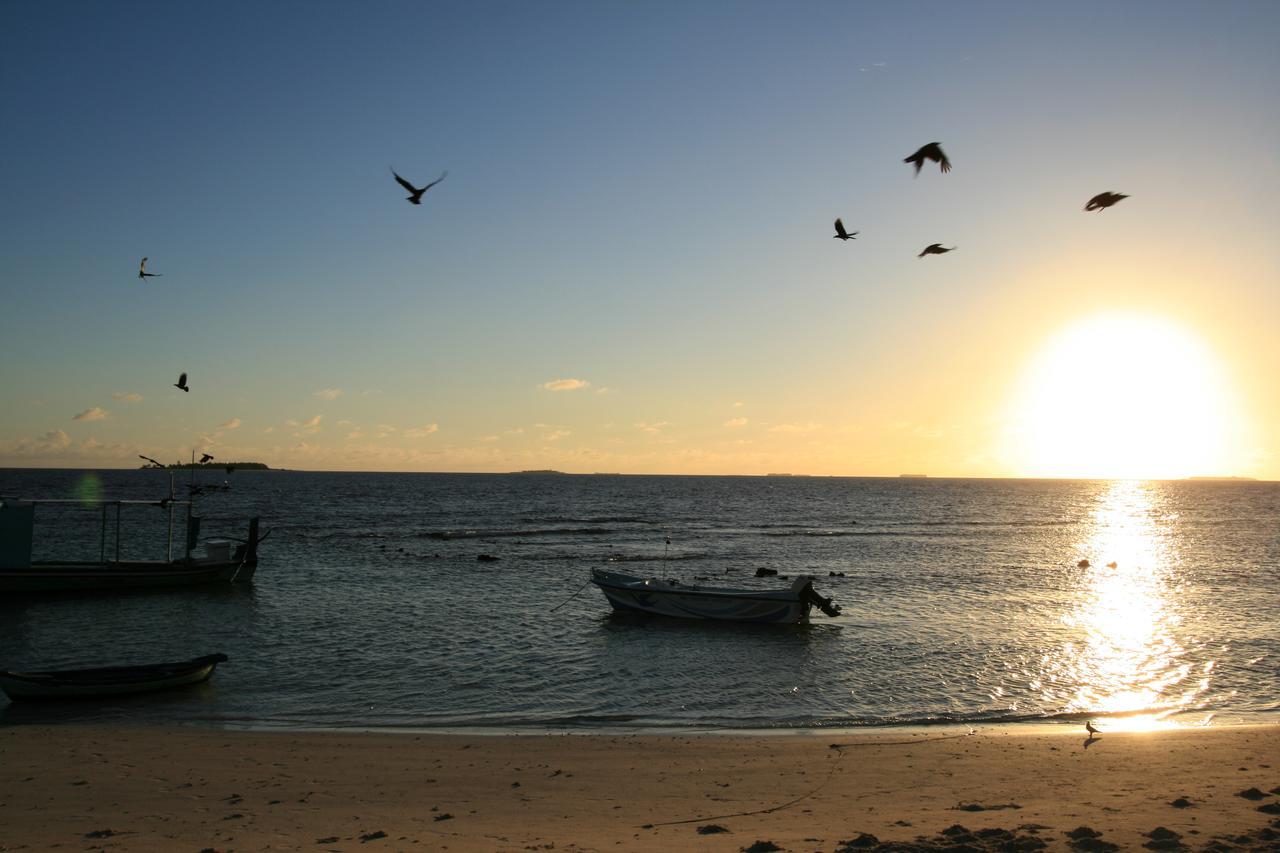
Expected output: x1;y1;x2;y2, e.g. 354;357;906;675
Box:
1005;313;1248;479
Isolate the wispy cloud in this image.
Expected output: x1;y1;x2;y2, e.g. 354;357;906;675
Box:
768;422;823;434
595;386;617;395
112;392;143;403
289;414;322;436
346;429;364;440
220;417;241;430
18;430;71;453
73;407;108;422
723;417;748;428
0;429;137;464
315;388;343;401
544;429;570;441
733;401;744;408
540;378;590;392
404;423;439;438
635;421;670;434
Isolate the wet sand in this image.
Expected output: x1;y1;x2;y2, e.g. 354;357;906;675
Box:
1;724;1277;851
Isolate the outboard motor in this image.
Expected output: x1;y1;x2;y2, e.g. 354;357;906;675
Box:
799;581;842;617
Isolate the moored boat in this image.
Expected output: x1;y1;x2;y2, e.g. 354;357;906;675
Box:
0;497;265;593
590;568;841;624
0;653;229;701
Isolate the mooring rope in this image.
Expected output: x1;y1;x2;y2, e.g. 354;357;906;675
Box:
642;730;974;828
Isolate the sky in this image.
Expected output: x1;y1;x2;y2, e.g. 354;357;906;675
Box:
2;1;1278;478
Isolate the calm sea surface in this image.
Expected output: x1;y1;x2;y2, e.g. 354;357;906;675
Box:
1;470;1277;732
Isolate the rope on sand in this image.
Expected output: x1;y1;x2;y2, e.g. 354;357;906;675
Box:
642;730;975;828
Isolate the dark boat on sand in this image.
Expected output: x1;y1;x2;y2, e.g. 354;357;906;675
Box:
0;654;229;701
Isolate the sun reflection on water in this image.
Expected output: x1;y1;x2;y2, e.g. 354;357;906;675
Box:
1048;481;1206;730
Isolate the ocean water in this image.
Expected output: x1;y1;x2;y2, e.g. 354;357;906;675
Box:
1;469;1277;732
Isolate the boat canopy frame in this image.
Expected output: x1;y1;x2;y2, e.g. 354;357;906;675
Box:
0;496;196;567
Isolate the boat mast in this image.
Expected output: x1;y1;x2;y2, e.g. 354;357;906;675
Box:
185;450;195;563
166;470;174;562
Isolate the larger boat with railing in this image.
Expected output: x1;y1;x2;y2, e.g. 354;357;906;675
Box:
0;495;264;593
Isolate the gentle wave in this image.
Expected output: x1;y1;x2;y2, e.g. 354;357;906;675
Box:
418;527;617;540
521;516;659;525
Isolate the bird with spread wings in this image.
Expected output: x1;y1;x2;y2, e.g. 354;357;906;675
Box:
833;218;858;241
904;142;951;175
138;257;162;279
392;169;447;204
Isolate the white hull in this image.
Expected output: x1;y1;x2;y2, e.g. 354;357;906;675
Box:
590;569;837;624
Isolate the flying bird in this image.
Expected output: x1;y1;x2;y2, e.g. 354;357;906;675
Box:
1084;192;1128;212
174;372;189;392
904;142;951;175
833;218;858;241
138;257;162;279
139;454;164;467
199;453;214;464
918;243;956;258
392;168;447;204
1085;721;1100;736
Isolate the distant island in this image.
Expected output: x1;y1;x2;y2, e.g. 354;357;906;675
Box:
1186;475;1256;481
510;469;566;475
139;462;270;470
898;474;929;478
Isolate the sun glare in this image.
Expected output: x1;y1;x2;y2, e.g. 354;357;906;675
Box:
1006;313;1244;479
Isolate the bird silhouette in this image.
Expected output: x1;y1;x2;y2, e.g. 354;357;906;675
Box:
138;257;162;280
918;243;956;258
833;218;858;241
174;372;189;392
1084;192;1128;212
904;142;951;175
1085;720;1100;736
199;453;214;464
138;454;164;467
392;169;447;204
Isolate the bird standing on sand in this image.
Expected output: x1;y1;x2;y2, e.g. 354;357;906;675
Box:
174;372;189;392
392;169;447;204
1086;721;1100;736
1084;192;1128;212
904;142;951;175
918;243;956;258
138;257;162;280
833;218;858;241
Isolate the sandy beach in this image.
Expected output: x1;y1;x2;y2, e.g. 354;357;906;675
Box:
1;724;1278;851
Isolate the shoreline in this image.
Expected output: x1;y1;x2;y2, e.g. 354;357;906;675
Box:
2;723;1276;851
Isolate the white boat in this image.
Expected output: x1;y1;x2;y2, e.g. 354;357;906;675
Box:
590;568;840;624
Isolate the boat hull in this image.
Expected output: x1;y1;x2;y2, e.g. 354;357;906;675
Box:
591;569;817;624
0;560;256;593
0;654;228;701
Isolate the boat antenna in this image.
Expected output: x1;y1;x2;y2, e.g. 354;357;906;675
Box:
662;536;670;569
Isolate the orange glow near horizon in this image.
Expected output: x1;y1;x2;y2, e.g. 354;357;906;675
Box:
1004;312;1249;480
